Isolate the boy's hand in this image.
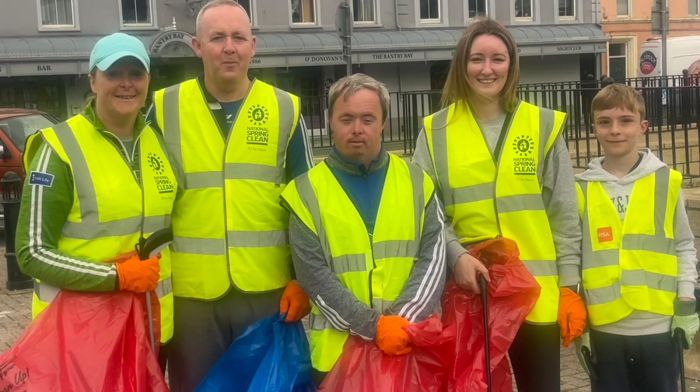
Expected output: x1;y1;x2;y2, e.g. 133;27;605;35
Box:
558;287;587;347
672;313;699;349
453;252;490;293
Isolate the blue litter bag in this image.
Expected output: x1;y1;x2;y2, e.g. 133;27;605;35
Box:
196;314;315;392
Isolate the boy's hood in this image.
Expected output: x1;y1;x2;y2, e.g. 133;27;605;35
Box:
575;148;667;184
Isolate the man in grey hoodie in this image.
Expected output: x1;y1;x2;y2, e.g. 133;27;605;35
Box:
575;83;699;392
280;73;446;385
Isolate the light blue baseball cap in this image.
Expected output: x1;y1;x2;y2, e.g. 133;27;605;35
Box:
89;32;150;72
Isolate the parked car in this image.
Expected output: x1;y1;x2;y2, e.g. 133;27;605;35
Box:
0;108;58;183
0;109;58;228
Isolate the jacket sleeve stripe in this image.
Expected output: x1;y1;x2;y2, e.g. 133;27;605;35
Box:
28;144;115;277
399;194;446;322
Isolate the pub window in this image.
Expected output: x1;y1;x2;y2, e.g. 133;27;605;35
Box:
690;0;699;16
515;0;532;19
467;0;487;19
120;0;154;26
291;0;317;24
235;0;255;25
616;0;629;16
39;0;76;27
420;0;440;21
354;0;376;23
559;0;575;18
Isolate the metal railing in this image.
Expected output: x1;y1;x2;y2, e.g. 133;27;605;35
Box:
302;75;700;178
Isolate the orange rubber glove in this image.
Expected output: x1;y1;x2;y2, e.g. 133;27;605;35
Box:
375;315;412;355
115;253;160;293
279;280;311;322
558;287;587;347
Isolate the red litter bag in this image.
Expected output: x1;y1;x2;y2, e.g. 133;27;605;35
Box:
318;316;454;392
0;290;168;392
443;237;541;392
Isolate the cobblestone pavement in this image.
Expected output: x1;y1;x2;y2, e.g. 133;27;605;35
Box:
1;256;698;391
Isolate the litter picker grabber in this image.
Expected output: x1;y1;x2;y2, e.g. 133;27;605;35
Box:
136;229;173;352
479;274;492;392
674;328;686;392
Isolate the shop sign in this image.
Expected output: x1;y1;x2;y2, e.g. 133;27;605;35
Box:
250;56;287;68
358;52;422;63
541;44;595;55
10;62;78;76
288;54;344;66
150;30;194;56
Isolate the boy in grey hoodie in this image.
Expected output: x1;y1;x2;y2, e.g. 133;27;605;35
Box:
575;83;699;392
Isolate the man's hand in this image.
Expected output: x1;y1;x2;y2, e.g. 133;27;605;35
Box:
453;252;490;293
279;280;311;322
115;253;160;293
375;315;412;355
558;287;587;347
672;312;699;349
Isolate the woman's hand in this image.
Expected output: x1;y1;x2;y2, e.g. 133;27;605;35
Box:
453;252;490;293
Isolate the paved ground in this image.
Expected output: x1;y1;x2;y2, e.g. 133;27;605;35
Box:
0;250;697;391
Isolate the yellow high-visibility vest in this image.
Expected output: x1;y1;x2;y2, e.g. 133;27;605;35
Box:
281;154;434;371
576;166;681;326
153;79;300;299
423;101;566;323
24;114;176;342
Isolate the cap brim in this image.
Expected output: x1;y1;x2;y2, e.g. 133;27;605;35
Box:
95;52;149;72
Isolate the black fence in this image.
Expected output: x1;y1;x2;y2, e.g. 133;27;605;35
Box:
302;74;700;178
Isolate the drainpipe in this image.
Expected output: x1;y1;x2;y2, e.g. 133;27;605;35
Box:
395;0;402;31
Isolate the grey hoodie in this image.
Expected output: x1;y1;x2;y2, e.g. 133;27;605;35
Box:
576;148;698;335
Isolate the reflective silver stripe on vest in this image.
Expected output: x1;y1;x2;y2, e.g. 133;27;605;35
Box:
172;236;226;255
374;240;418;259
186;171;222;189
408;161;426;244
34;281;60;303
156;277;172;298
585;282;620;305
620;270;676;292
429;109;452;206
522;260;558;277
452;183;493;205
273;88;296;184
227;230;288;247
582;249;618;268
162;84;185;184
331;254;365;274
495;194;544;213
536;107;556;182
294;173;332;260
53;122;99;226
371;298;394;312
225;163;284;184
62;215;170;239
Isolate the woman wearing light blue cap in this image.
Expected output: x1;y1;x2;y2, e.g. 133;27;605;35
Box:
15;31;177;372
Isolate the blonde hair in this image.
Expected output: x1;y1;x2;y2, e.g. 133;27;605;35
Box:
441;18;520;112
328;73;390;122
591;84;646;120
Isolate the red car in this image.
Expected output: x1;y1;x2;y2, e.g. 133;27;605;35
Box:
0;108;58;186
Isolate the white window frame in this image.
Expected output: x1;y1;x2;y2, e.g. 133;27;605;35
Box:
514;0;534;22
119;0;157;30
608;38;635;81
353;0;379;26
416;0;445;24
36;0;79;31
465;0;488;21
234;0;257;28
557;0;575;20
690;0;699;16
616;0;629;17
290;0;320;27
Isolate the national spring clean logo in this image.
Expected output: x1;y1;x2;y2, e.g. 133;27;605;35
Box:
512;135;536;175
147;152;174;193
247;104;270;146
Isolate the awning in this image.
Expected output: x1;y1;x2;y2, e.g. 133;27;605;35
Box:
0;24;606;75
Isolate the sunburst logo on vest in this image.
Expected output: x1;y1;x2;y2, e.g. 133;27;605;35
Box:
147;152;174;194
246;104;270;147
512;135;536;175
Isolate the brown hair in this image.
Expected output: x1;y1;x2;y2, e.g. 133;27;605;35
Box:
328;73;390;123
441;18;520;111
591;84;646;120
